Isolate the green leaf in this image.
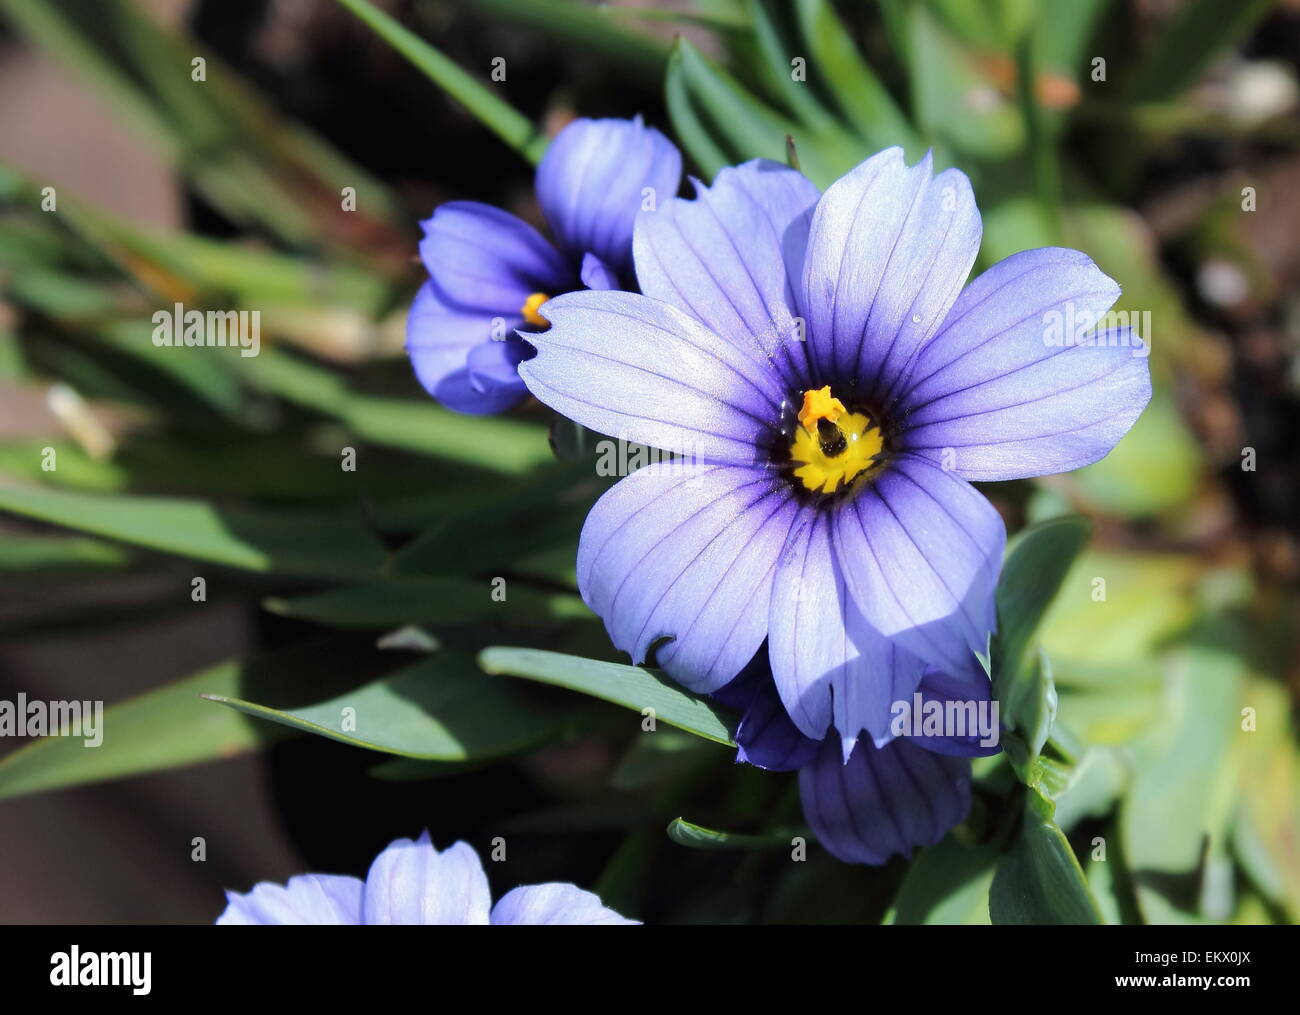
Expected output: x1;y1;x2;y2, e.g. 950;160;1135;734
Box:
0;639;380;801
994;515;1092;706
1014;28;1063;238
990;790;1104;924
792;0;921;153
1052;745;1130;832
1038;550;1198;671
242;348;552;475
445;0;668;83
665;46;734;181
478;647;738;746
991;516;1090;779
1233;677;1300;922
0;533;131;571
665;38;851;187
1070;389;1202;518
205;652;567;761
390;461;604;575
610;730;713;790
666;816;796;850
746;0;838;132
97;320;245;416
1120;635;1244;918
333;0;547;164
890;833;998;925
265;578;587;629
908;4;1023;160
1131;0;1275;102
0;485;387;578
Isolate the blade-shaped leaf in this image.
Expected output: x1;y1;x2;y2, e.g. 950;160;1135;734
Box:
206;653;569;761
992;516;1090;780
665;37;852;187
994;515;1092;703
0;533;131;571
445;0;668;83
990;790;1104;924
746;0;838;132
1131;0;1275;102
891;833;998;925
0;639;380;801
793;0;921;153
266;578;587;629
478;647;737;746
390;461;605;575
0;485;387;578
242;348;553;474
667;816;798;850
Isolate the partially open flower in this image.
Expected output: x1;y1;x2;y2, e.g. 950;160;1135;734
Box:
407;116;681;415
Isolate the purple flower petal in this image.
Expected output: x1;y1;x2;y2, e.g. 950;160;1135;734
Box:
634;159;819;372
577;461;798;693
519;290;786;463
768;509;927;750
418;201;572;313
800;147;980;399
361;833;491;925
216;874;363;925
489;884;639;925
580;251;621;291
465;336;531;395
901;662;1003;757
831;453;1004;676
406;282;527;415
537;116;681;274
799;735;971;865
713;657;820;771
899;247;1151;480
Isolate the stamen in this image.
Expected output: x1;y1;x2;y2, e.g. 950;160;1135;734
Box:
521;292;550;328
787;392;886;495
797;385;845;432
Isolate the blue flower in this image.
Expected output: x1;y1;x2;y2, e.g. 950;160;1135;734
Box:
217;832;638;925
518;148;1150;855
715;652;999;865
407;116;681;415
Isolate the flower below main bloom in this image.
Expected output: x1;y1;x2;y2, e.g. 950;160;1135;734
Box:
407;116;681;414
217;832;638;925
715;650;1000;864
520;148;1150;766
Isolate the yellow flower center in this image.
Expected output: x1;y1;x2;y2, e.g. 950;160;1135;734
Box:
521;292;550;328
790;387;885;494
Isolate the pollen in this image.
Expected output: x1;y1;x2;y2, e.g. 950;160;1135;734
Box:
797;385;846;433
521;292;550;328
789;400;885;495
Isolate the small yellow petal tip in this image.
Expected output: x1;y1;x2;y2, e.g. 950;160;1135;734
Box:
521;292;550;328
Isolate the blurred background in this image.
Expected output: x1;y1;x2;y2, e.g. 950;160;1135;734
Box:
0;0;1297;924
